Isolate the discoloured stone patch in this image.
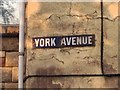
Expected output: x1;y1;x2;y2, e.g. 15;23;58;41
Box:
2;68;12;82
103;2;119;74
6;52;18;67
0;38;19;51
26;77;118;88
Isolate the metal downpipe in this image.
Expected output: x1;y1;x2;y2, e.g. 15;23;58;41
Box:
19;0;25;89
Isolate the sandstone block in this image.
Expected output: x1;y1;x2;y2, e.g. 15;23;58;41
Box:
0;83;5;89
7;26;19;33
2;68;12;82
0;57;5;67
0;26;5;33
6;52;18;67
26;77;118;88
0;51;5;58
103;2;119;74
12;67;18;82
0;38;19;51
5;83;18;89
26;2;102;76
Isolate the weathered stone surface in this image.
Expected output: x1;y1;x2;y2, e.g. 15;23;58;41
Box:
103;2;119;74
0;38;19;51
118;2;120;74
7;26;19;33
26;2;102;76
26;77;118;88
0;51;5;58
0;68;2;83
0;83;1;89
6;52;18;67
0;26;5;33
4;83;18;88
0;57;5;67
0;25;19;33
26;1;119;88
0;83;4;89
2;68;12;82
0;40;1;52
12;67;18;82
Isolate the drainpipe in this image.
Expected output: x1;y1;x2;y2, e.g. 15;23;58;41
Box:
19;0;25;89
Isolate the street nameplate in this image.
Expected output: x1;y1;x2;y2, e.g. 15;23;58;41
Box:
32;34;95;48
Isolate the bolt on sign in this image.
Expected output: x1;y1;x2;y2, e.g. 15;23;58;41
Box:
32;35;95;48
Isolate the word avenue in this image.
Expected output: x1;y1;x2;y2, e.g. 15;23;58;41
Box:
33;35;95;48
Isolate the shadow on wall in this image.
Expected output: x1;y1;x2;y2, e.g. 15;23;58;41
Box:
31;66;62;88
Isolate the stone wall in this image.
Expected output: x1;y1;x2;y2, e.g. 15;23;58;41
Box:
25;2;119;88
0;25;19;89
0;1;120;89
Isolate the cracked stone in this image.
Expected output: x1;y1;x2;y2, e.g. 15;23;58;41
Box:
26;2;102;76
103;3;119;74
25;77;118;88
25;2;119;88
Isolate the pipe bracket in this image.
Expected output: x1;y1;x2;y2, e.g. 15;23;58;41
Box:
19;52;24;56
